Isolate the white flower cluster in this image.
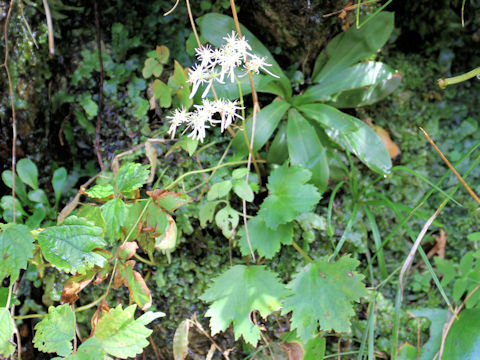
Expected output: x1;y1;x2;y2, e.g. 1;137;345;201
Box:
167;99;243;142
167;32;279;143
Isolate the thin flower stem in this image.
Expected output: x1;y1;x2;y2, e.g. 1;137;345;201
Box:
134;253;158;266
291;240;313;263
438;67;480;88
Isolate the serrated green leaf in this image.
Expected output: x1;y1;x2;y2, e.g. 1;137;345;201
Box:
17;158;38;189
233;179;254;202
37;216;107;274
199;201;220;228
116;163;149;194
52;167;67;207
0;223;34;282
64;337;106;360
33;304;76;356
94;305;164;359
77;204;106;230
287;108;329;192
215;206;239;238
238;216;293;259
282;256;367;341
84;184;114;199
0;307;15;357
207;180;232;200
258;163;321;229
102;198;126;243
200;265;289;345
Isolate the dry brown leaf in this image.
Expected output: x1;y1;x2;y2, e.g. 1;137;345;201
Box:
60;270;97;305
145;141;157;184
373;125;401;159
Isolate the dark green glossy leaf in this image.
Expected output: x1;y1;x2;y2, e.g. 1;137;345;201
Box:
313;12;394;82
197;13;291;98
287;109;329;192
443;309;480;360
299;104;391;175
267;122;288;164
296;62;400;106
232;100;291;155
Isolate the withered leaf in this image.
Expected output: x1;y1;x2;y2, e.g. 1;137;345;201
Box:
61;269;97;305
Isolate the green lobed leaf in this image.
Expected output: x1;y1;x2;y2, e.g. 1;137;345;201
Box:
232;99;291;155
102;198;126;243
232;179;254;202
93;304;164;359
16;158;39;189
313;12;394;82
37;216;107;274
0;223;35;282
287;108;329;192
258;163;321;229
84;184;114;199
200;265;290;345
443;309;480;359
238;216;293;259
299;103;392;175
282;256;367;342
116;162;150;195
33;304;76;356
0;307;15;357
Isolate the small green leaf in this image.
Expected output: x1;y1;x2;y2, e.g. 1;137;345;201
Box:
116;163;150;194
207;181;232;200
33;304;76;356
215;206;239;238
467;232;480;241
287;108;329;192
282;256;367;342
153;191;192;212
28;189;49;204
177;137;198;156
0;196;25;222
84;184;114;199
258;163;321;229
153;79;172;108
233;179;254;202
232;168;248;179
37;216;107;274
102;198;126;243
200;265;289;345
2;170;28;203
156;45;170;64
199;201;220;228
0;308;15;357
79;92;98;118
152;63;164;77
0;223;34;282
443;309;480;359
52;167;67;206
238;216;293;259
16;158;38;189
94;305;164;359
142;58;158;79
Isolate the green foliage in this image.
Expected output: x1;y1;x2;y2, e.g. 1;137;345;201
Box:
116;162;150;195
258;164;321;229
200;265;289;345
33;304;76;356
37;216;107;274
443;309;480;359
102;198;126;242
0;223;34;282
0;308;15;357
282;256;367;342
93;305;164;358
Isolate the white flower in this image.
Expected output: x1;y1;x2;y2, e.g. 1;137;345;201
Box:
244;54;279;78
217;99;244;132
222;31;251;60
195;45;217;69
218;46;243;83
187;64;211;99
167;107;190;139
185;107;211;142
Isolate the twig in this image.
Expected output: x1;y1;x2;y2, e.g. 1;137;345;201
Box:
4;0;16;223
42;0;54;56
148;336;161;360
93;0;104;171
163;0;180;16
399;200;446;300
20;0;38;48
420;127;480;206
190;315;231;360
